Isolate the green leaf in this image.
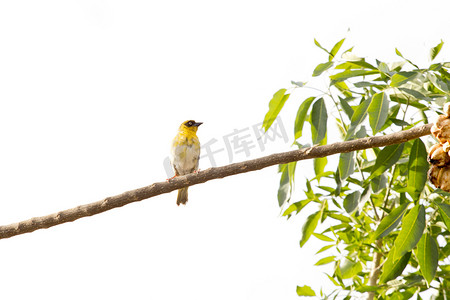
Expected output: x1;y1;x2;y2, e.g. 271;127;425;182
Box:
294;97;315;140
368;92;389;134
314;38;330;56
263;89;290;131
312;232;334;242
395;48;419;69
379;250;411;284
300;211;321;247
329;38;345;61
343;191;361;214
430;40;444;61
338;151;355;181
277;162;296;207
390;71;418;87
315;256;336;266
282;199;313;216
368;143;405;180
296;285;316;297
310;98;327;144
340;258;362;279
372;203;409;241
392;205;426;262
416;233;438;285
345;98;371;140
338;97;354;119
330;69;379;82
407;139;428;200
291;80;306;87
436;202;450;230
316;244;334;254
313;61;334;77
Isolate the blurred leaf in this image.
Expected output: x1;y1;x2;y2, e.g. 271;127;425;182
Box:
310;98;327;144
392;205;426;261
371;174;387;193
436;202;450;230
315;256;336;266
390;71;418;87
263;89;290;131
338;151;355;181
314;136;328;177
430;40;444;61
335;60;376;70
316;244;334;254
313;61;334;76
330;69;379;82
329;38;345;61
368;92;389;133
294;97;316;140
334;81;352;97
369;143;404;180
300;211;321;247
343;191;361;214
407;139;428;200
340;258;362;279
296;285;316;297
372;203;409;241
395;48;419;69
291;80;306;87
416;233;438;285
379;250;411;284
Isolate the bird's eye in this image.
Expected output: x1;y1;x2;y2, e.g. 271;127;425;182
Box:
186;121;193;127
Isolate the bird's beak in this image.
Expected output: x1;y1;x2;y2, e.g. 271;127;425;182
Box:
194;122;203;127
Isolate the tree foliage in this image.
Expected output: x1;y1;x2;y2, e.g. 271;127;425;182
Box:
263;39;450;299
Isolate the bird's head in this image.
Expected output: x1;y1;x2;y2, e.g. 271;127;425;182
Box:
179;120;203;133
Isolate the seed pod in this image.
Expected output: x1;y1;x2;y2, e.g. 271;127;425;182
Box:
428;143;450;167
428;165;450;192
444;102;450;117
431;114;450;143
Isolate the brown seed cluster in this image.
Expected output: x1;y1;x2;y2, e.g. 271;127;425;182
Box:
428;103;450;191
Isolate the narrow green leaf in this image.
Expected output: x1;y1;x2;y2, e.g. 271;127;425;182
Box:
296;285;316;297
334;81;352;98
338;97;354;119
282;199;313;216
368;92;389;133
390;71;418;87
416;233;438;285
291;80;306;87
407;139;428;200
395;48;420;69
345;98;371;140
330;69;379;82
277;162;297;207
329;38;345;61
392;205;426;261
313;61;334;77
312;232;334;242
436;202;450;230
343;191;361;214
338;151;355;181
315;256;336;266
372;203;409;241
379;250;411;284
316;244;334;254
430;40;444;61
310;98;327;144
300;212;321;247
368;143;405;180
294;97;315;140
263;89;289;131
314;38;330;55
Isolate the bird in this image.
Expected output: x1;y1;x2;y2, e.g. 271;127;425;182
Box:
170;120;203;205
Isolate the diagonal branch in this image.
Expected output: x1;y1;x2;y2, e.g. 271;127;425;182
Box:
0;124;432;240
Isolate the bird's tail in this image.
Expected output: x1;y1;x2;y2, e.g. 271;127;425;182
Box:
177;187;188;206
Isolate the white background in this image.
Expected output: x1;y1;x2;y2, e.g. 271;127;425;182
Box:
0;1;449;299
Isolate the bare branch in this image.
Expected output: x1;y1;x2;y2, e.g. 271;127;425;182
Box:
0;124;432;240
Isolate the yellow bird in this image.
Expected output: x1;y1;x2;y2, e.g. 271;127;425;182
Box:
170;120;202;205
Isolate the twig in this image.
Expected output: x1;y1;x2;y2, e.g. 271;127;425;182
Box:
0;123;432;240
